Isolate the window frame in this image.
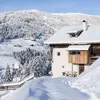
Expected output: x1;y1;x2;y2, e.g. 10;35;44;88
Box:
69;51;80;55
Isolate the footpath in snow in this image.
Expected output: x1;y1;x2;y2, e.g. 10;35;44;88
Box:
2;77;90;100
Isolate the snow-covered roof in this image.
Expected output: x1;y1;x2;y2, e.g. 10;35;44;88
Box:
45;26;82;44
45;24;100;44
78;25;100;43
66;45;91;50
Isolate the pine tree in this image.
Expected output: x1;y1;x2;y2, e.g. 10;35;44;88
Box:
18;65;23;81
0;66;4;84
12;67;16;78
5;64;12;83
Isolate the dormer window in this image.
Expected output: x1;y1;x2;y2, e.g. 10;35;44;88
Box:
69;33;76;38
67;29;83;38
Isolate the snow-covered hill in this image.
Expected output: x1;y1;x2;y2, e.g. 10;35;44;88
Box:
0;10;100;41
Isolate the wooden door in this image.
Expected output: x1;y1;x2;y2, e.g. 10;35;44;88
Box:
79;64;84;74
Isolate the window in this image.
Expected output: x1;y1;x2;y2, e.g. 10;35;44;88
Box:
69;51;80;55
76;51;80;54
70;51;76;54
62;66;64;68
69;34;76;37
57;52;60;56
68;30;83;38
62;72;66;76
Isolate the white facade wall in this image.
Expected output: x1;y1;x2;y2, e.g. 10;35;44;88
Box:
52;48;76;77
52;47;90;77
52;48;71;77
73;64;79;75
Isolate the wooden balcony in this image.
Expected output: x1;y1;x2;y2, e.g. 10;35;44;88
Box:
68;50;89;64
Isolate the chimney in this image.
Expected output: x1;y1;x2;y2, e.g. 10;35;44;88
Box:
83;20;87;31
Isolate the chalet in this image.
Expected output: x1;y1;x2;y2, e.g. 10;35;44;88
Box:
45;20;100;77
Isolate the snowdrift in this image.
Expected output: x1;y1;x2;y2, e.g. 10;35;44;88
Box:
72;58;100;99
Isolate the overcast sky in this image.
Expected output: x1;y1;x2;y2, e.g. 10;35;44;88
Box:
0;0;100;15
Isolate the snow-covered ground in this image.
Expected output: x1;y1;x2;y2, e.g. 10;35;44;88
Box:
0;38;40;53
0;56;19;69
2;58;100;100
1;77;90;100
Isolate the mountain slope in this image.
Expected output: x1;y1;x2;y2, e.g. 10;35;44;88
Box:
0;10;100;41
